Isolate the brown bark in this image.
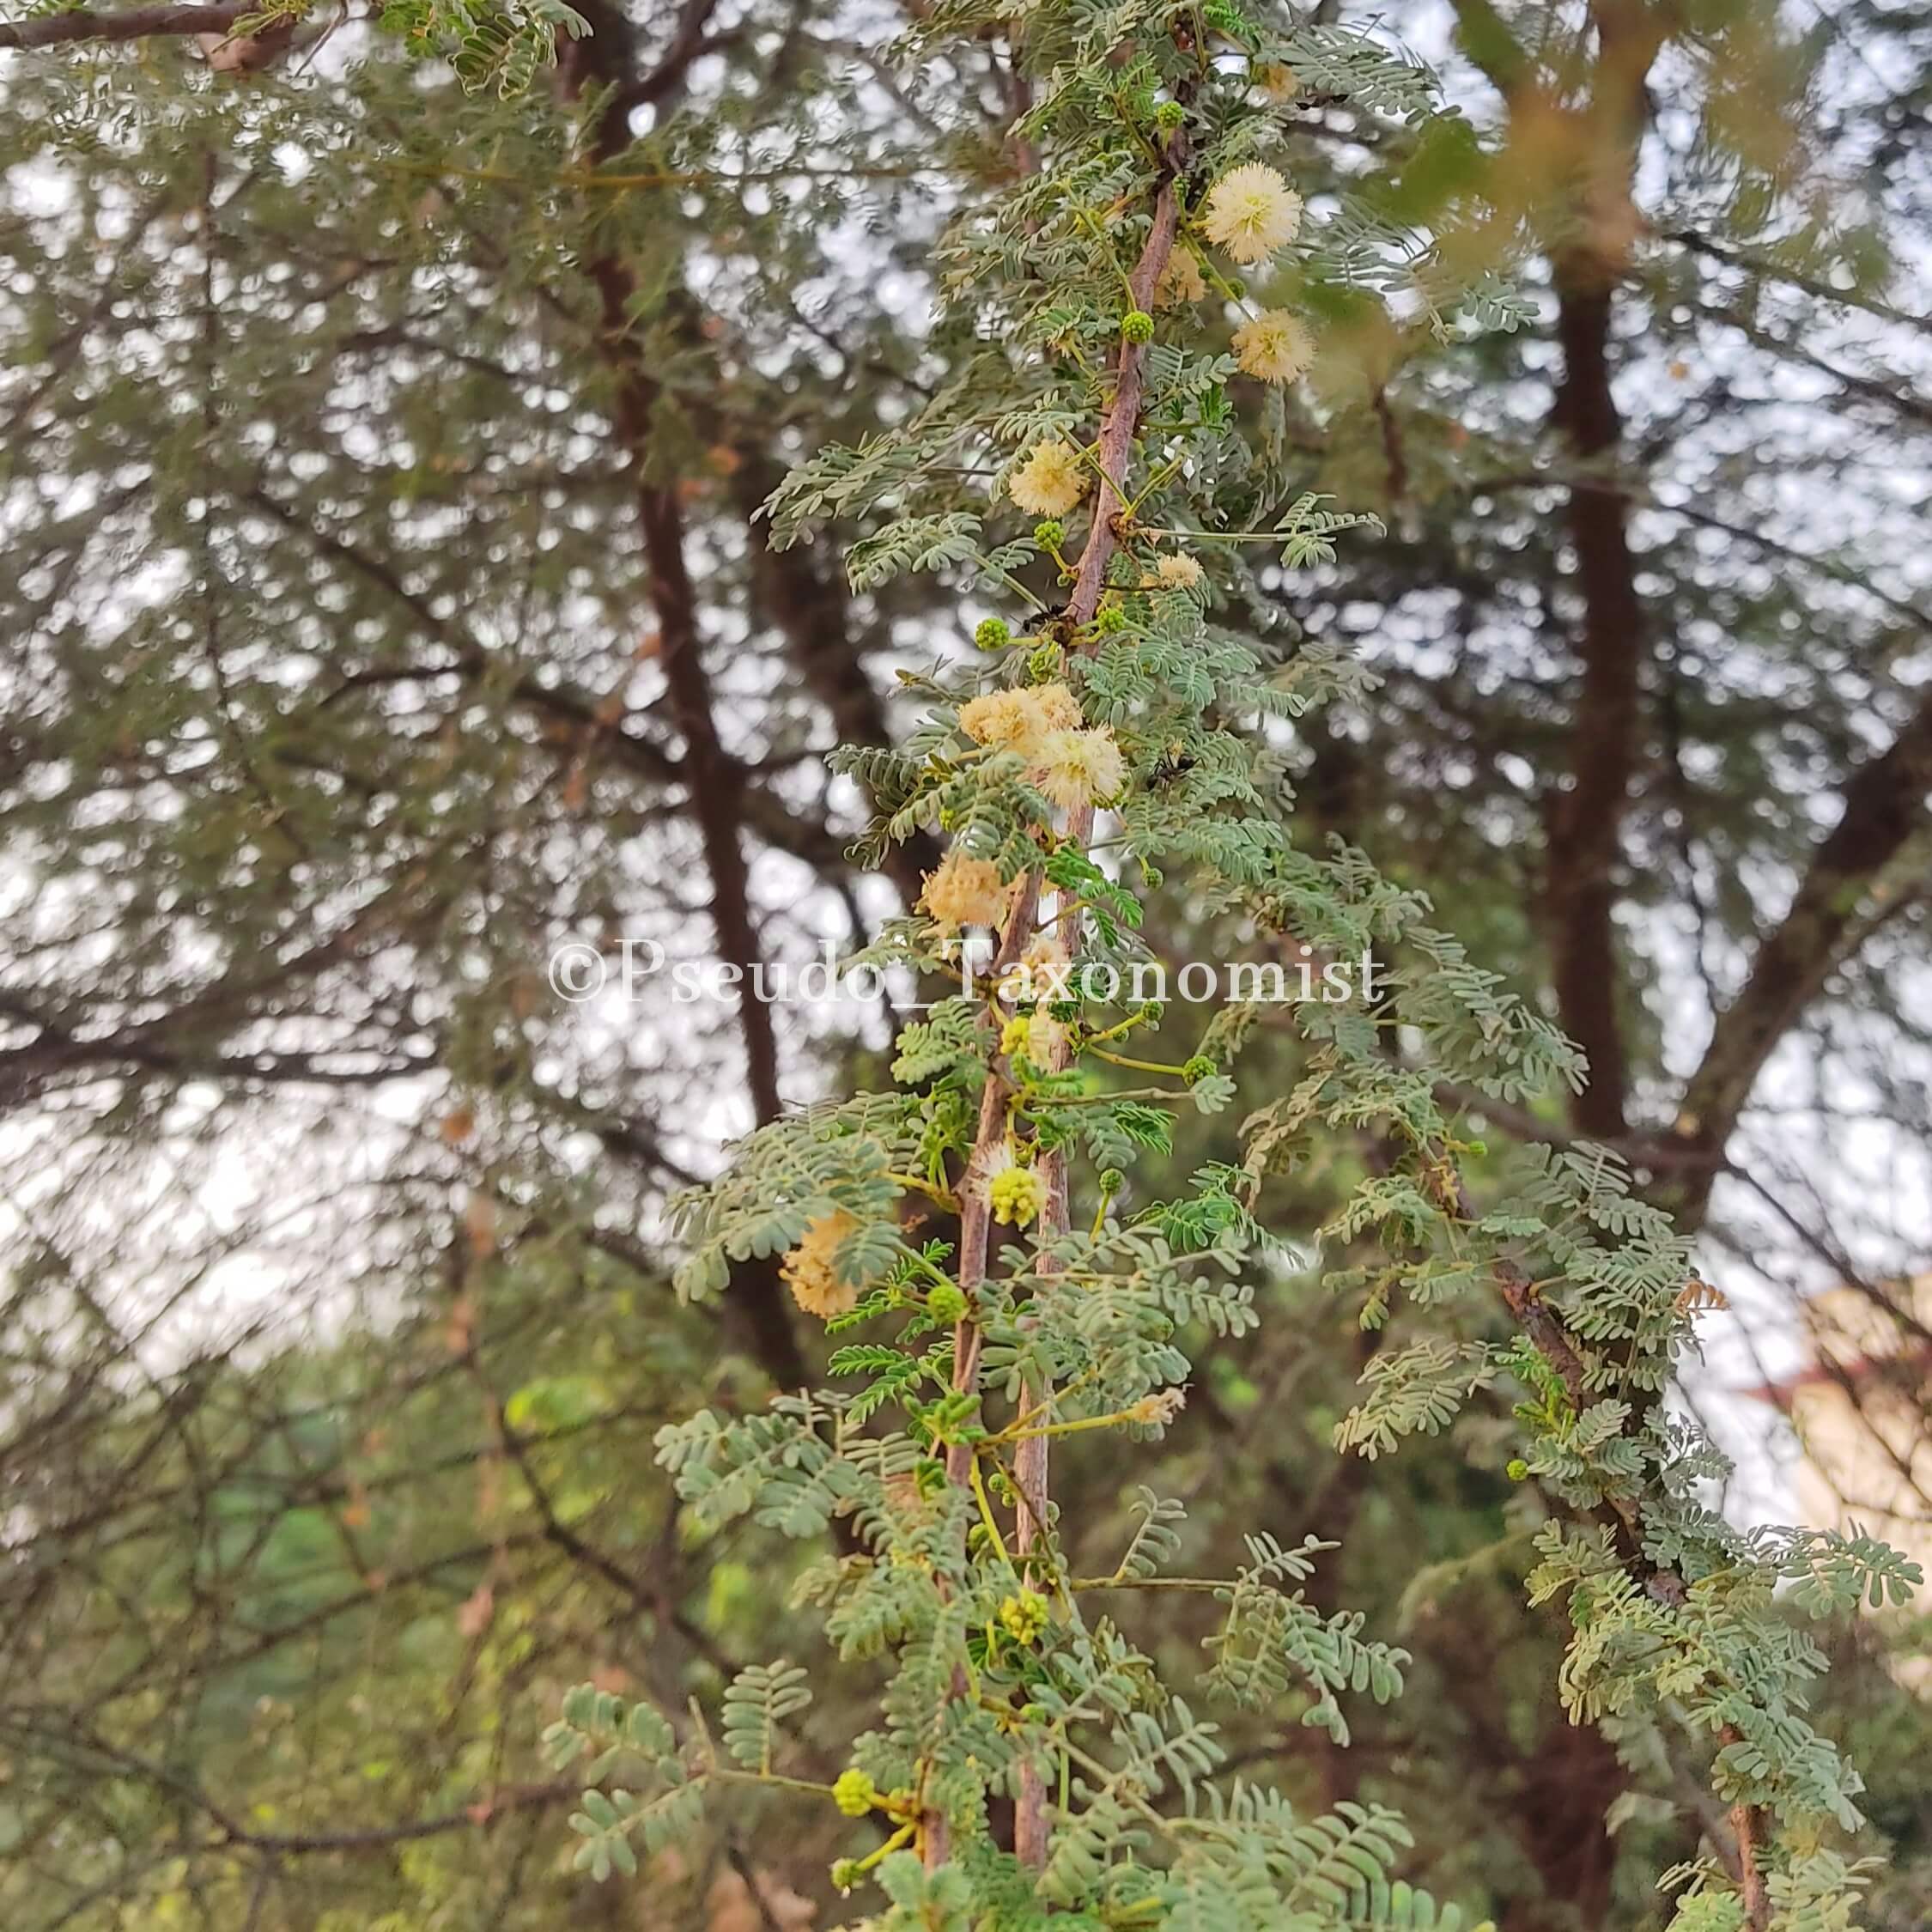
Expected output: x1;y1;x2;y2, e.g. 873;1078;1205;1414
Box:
1539;2;1668;1139
564;1;807;1391
0;3;249;48
1544;274;1642;1138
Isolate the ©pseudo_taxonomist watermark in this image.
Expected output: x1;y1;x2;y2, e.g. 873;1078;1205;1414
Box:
549;937;1381;1009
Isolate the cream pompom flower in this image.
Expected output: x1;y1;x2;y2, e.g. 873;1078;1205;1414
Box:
1025;1009;1068;1068
1255;62;1299;103
1029;681;1084;731
1232;308;1317;385
1200;162;1303;265
1155;246;1207;307
1153;552;1205;591
957;687;1048;752
1007;439;1088;517
1030;726;1127;811
919;848;1012;928
1021;932;1069;975
781;1210;864;1320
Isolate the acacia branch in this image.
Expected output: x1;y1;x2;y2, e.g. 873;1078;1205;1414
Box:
1004;120;1188;1878
0;2;247;49
1671;689;1932;1223
561;3;809;1394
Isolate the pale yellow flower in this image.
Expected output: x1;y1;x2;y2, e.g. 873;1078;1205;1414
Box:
1153;553;1205;591
1232;308;1317;385
1155;246;1207;307
1031;726;1127;811
919;848;1012;928
1029;681;1084;731
1200;162;1303;265
957;687;1047;751
781;1210;864;1320
1022;933;1068;971
1255;62;1299;103
1006;439;1088;516
1026;1009;1068;1067
1129;1388;1188;1426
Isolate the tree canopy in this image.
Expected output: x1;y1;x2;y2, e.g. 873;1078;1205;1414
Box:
1;3;1927;1929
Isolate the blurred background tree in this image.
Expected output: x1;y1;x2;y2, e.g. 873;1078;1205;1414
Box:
0;2;1925;1928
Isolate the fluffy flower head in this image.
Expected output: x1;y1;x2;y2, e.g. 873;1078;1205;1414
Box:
1153;552;1205;591
1255;61;1299;103
958;687;1046;751
1025;1009;1068;1068
781;1210;863;1320
988;1163;1048;1228
919;848;1011;928
1007;439;1088;517
1029;680;1084;731
1022;933;1069;974
1232;308;1317;386
1200;162;1303;265
1031;726;1127;811
1156;247;1206;307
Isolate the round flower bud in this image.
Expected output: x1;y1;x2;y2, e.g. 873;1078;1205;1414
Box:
927;1283;969;1324
833;1768;878;1817
1506;1458;1530;1483
1182;1055;1217;1084
1093;605;1129;634
829;1858;863;1893
1027;643;1061;682
1097;1168;1126;1197
1154;99;1186;131
975;617;1012;651
1032;519;1066;551
1121;308;1154;343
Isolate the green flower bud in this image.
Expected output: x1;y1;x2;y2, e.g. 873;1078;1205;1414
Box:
829;1858;863;1892
1027;643;1062;682
1032;519;1066;550
833;1767;878;1817
1121;308;1154;343
1154;100;1186;131
974;617;1012;651
1506;1458;1530;1482
927;1282;969;1323
1093;605;1129;634
1182;1054;1217;1084
1097;1167;1126;1196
